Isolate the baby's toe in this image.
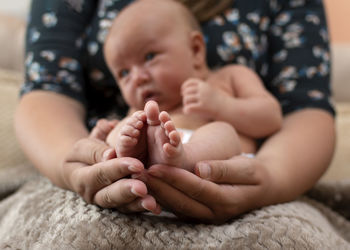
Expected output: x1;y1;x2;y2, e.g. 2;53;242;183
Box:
145;101;160;126
168;130;180;146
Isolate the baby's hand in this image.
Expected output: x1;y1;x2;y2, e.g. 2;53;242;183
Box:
181;78;224;119
90;119;119;142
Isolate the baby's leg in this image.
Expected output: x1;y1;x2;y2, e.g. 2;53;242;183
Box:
183;121;241;169
109;111;148;161
145;101;186;168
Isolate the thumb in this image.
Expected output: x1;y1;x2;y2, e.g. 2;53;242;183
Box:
66;138;116;165
195;156;258;184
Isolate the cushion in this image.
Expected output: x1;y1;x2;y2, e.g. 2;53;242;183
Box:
0;69;27;169
0;14;25;72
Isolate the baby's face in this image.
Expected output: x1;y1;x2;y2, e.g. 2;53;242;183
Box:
104;1;204;111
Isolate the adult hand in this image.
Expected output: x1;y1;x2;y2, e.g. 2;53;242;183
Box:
62;119;161;214
143;155;273;223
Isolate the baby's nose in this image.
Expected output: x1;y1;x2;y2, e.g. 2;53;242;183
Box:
132;66;149;86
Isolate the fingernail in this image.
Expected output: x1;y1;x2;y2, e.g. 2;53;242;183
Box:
131;187;143;197
141;200;148;210
132;173;147;182
102;148;114;161
198;163;211;179
148;169;162;178
128;165;142;172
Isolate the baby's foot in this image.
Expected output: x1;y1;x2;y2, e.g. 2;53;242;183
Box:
116;111;147;161
145;101;186;168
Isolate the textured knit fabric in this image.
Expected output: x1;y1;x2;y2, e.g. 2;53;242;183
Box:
0;172;349;249
22;0;334;129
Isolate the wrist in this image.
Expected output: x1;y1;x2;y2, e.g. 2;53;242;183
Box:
212;92;232;121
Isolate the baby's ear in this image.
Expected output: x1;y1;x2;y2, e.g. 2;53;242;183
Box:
190;31;206;68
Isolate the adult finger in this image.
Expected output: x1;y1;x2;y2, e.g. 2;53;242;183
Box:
147;165;222;205
145;173;214;221
66;138;116;165
93;178;147;208
118;195;161;214
194;155;261;184
73;157;144;203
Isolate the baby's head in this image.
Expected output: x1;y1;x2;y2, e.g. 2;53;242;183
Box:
104;0;208;111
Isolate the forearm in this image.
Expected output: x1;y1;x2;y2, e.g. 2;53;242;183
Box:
256;109;335;204
14;91;88;188
215;94;282;138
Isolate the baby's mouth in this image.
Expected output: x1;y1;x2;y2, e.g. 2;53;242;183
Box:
142;90;159;103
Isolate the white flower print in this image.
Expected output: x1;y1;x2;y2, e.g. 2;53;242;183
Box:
290;0;306;8
25;52;34;66
306;14;320;25
40;50;56;62
29;27;40;43
275;12;291;26
59;57;80;71
308;90;324;100
247;12;260;24
273;50;288;63
279;80;297;93
225;9;240;25
259;16;270;31
42;12;58;28
211;16;225;26
88;42;99;56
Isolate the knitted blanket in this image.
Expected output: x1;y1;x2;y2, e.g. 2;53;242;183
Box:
0;164;349;249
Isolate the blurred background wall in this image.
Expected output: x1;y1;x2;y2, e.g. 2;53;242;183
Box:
0;0;30;19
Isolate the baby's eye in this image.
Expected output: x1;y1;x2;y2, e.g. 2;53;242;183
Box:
118;69;129;79
145;52;156;61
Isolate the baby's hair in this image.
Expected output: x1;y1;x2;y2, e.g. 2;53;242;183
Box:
171;0;201;32
123;0;202;32
178;0;233;22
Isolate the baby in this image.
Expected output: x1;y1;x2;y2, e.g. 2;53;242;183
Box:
103;0;282;171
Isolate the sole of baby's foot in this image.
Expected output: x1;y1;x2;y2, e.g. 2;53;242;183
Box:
145;101;186;168
116;111;147;161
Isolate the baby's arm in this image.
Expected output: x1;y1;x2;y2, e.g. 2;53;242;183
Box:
217;65;283;138
182;65;282;138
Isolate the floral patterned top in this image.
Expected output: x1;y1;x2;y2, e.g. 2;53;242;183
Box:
22;0;335;129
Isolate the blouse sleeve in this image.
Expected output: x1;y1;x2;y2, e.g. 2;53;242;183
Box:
21;0;98;106
265;0;335;116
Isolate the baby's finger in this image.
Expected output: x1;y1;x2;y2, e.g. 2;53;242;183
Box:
181;85;198;96
93;178;147;208
181;78;200;89
182;103;202;115
182;95;198;105
195;155;260;184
